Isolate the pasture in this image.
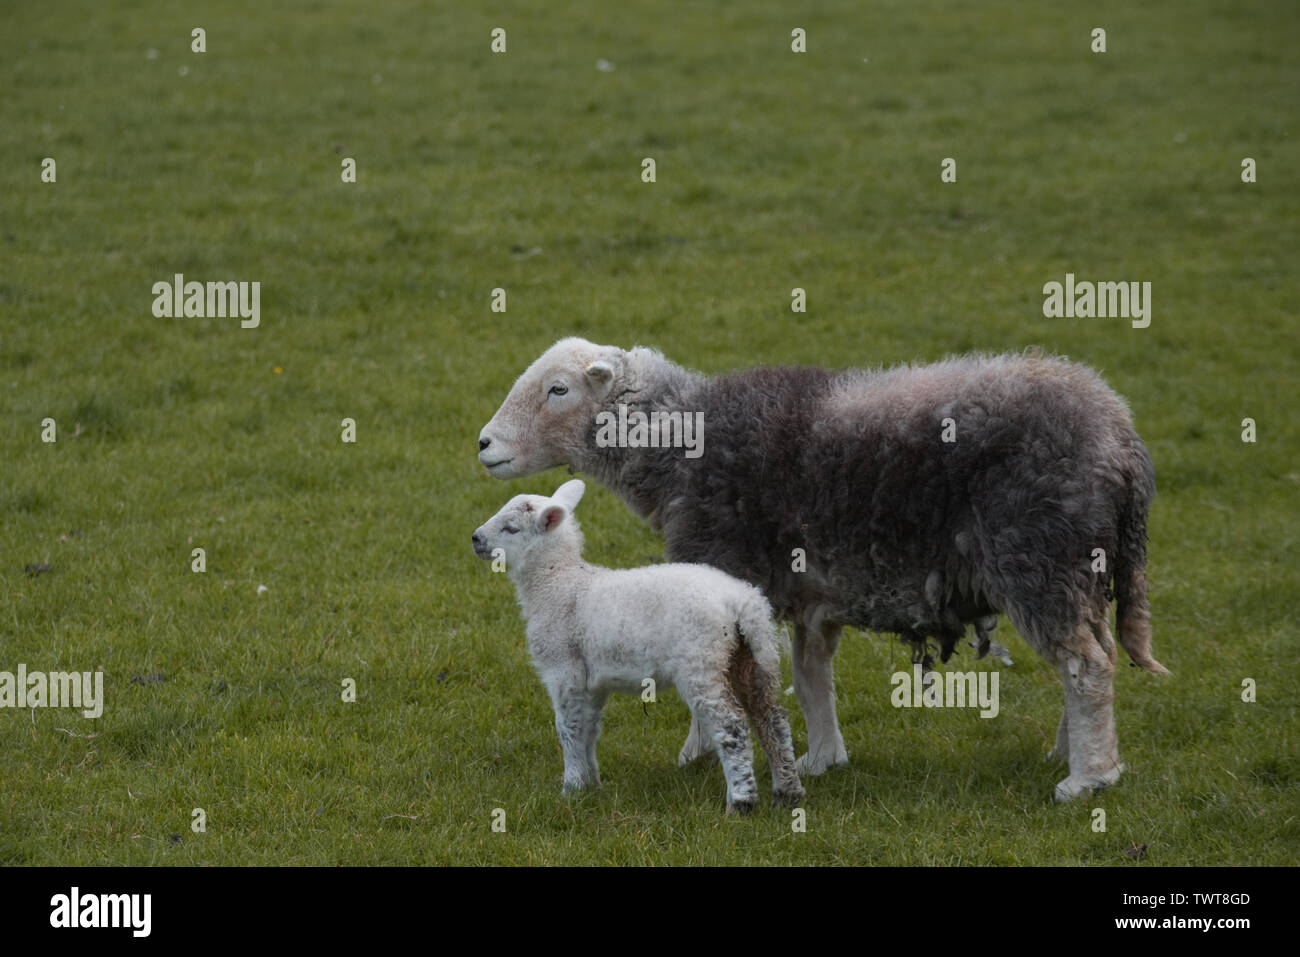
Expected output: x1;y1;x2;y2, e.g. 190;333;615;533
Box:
0;0;1296;864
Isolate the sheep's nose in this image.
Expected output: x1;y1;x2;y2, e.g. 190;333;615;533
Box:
472;531;484;546
478;437;491;451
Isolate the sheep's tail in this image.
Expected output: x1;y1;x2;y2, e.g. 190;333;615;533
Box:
1113;446;1170;676
734;594;783;691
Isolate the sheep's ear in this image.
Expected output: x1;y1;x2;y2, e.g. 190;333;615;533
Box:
552;479;585;511
585;360;615;387
538;504;567;533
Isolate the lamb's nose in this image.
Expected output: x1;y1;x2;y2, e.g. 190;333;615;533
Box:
478;437;491;451
471;531;483;546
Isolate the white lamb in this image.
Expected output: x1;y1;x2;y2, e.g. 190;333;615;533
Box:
472;479;805;813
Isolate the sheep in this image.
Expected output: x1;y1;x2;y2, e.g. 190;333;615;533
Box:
471;478;805;813
477;338;1170;803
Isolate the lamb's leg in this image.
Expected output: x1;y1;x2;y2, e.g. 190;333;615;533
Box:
687;685;759;814
1052;618;1123;802
791;612;849;776
553;689;601;795
764;709;804;806
730;646;804;806
584;692;608;785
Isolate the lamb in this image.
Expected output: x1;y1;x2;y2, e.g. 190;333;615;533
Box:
471;478;805;813
477;338;1170;803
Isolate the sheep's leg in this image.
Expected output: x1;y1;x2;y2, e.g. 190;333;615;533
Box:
677;716;718;767
1052;618;1123;802
687;685;759;814
1048;709;1069;762
791;612;849;776
971;614;1014;667
552;689;601;795
988;639;1015;667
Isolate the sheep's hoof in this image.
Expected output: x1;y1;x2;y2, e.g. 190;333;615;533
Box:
794;750;849;777
677;747;719;768
726;799;755;816
1053;765;1123;803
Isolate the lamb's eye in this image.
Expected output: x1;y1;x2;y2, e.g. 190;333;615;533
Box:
548;384;568;397
503;526;519;534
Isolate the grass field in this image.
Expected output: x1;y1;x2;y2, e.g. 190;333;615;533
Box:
1;0;1297;865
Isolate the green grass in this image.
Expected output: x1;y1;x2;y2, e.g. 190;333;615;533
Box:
1;0;1296;865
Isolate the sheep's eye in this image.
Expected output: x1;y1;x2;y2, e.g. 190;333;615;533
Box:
503;526;519;534
548;384;568;397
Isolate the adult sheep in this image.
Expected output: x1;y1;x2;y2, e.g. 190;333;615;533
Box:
477;337;1169;802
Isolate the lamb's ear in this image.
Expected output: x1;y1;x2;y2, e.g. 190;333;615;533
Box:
538;504;567;533
552;479;586;511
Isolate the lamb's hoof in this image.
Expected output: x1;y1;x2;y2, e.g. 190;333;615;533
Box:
1053;765;1124;803
794;750;849;777
726;799;755;816
772;788;805;808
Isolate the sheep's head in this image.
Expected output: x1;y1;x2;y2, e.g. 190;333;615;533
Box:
478;337;624;479
472;479;587;571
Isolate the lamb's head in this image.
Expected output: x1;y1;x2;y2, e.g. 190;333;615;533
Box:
471;479;587;572
478;337;625;479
